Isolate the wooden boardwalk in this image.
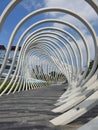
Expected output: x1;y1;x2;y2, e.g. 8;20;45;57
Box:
0;84;97;130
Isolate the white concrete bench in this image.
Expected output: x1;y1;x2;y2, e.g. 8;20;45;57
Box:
50;89;98;126
52;79;98;113
58;73;97;102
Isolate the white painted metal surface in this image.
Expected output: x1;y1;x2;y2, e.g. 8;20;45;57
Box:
0;0;98;127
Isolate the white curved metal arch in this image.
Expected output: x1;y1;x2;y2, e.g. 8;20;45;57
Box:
0;0;98;127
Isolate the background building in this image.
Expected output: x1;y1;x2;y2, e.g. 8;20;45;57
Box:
0;45;6;60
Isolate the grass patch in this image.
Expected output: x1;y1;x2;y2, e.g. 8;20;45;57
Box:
0;81;10;94
0;81;51;94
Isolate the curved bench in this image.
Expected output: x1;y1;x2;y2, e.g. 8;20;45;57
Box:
50;89;98;125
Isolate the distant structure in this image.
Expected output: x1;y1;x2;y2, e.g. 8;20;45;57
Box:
0;45;6;59
8;46;21;62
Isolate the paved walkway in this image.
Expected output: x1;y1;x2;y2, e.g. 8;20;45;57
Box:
0;84;97;130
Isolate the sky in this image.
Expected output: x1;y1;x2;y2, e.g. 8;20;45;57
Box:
0;0;98;64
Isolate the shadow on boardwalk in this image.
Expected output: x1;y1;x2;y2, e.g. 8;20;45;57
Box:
0;85;97;130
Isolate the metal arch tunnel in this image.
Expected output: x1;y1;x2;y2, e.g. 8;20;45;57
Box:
0;0;98;126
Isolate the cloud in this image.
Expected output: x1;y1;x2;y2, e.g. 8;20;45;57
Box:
20;0;42;12
43;0;97;63
44;0;97;20
71;34;95;68
44;0;98;23
20;0;97;69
